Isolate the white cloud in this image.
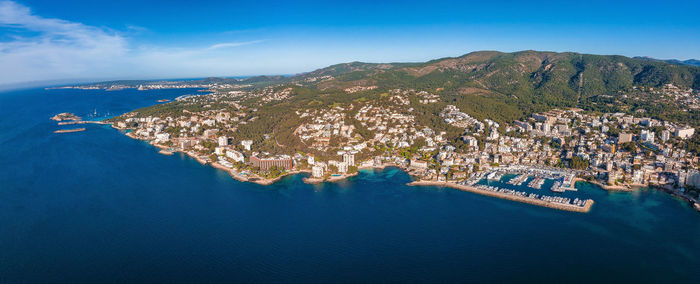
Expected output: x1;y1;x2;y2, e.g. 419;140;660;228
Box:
0;1;130;84
0;1;266;86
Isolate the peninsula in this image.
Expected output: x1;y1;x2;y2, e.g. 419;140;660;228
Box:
99;50;700;212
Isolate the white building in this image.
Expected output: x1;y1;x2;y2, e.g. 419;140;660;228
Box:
543;123;551;133
307;155;315;165
241;140;253;151
641;130;655;143
312;165;324;178
203;119;216;127
675;127;695;139
342;153;355;167
337;162;348;173
410;160;428;169
218;136;228;147
226;150;245;163
462;136;478;148
155;133;170;143
661;130;670;142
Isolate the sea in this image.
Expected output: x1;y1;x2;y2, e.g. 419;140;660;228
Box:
1;87;699;283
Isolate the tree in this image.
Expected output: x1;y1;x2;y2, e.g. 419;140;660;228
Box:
570;156;590;170
620;142;637;153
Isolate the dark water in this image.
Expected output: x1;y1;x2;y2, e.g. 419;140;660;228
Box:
1;88;699;283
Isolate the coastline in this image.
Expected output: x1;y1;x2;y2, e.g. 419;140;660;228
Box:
302;172;359;184
107;123;698;213
407;180;594;213
653;184;700;212
209;160;316;185
589;180;644;192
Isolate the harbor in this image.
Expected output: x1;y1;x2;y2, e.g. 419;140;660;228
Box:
443;165;595;212
473;166;580;194
408;180;594;213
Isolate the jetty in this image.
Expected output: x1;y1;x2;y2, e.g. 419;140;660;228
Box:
508;174;529;186
54;128;85;133
528;176;545;189
57;120;108;125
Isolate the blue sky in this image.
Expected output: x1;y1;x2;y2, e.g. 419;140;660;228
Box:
1;0;699;86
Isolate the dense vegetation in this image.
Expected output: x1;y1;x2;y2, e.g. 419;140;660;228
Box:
112;50;700;155
297;50;699;126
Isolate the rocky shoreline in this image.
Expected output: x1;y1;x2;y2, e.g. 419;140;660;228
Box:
302;172;359;184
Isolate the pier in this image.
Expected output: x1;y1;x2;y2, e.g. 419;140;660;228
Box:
57;120;108;125
478;166;580;193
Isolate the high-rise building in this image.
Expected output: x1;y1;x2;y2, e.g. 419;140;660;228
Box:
337;162;348;173
250;156;293;171
342;153;355;167
312;165;324;178
661;130;670;142
218;136;228;147
641;130;655;143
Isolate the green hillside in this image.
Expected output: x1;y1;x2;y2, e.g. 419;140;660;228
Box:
294;50;699;124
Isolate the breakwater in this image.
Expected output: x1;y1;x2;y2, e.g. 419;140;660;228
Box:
408;180;594;213
54;128;86;133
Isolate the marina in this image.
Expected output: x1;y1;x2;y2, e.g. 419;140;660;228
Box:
507;174;529;185
462;166;592;209
527;176;545;189
410;180;594;213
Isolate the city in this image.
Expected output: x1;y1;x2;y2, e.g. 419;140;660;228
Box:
107;80;700;212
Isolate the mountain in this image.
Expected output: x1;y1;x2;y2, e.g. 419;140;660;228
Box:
96;50;699;126
303;50;700;93
287;50;699;122
634;56;700;67
110;50;700;159
663;59;700;67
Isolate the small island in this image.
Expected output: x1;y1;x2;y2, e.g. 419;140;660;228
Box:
51;112;108;133
51;112;81;122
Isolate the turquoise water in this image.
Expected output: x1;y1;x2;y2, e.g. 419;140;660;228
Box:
1;88;700;282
